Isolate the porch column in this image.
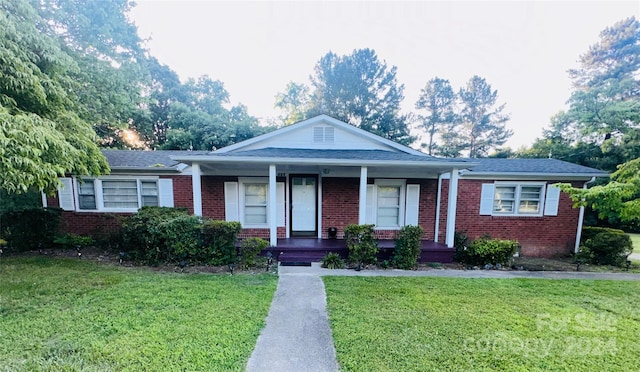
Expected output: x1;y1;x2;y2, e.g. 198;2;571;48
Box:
358;166;368;224
445;168;459;248
269;164;277;246
191;162;202;216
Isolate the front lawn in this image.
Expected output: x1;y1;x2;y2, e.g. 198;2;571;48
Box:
0;257;277;371
629;233;640;253
324;277;640;371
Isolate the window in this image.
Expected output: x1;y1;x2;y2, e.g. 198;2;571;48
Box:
493;183;544;215
377;185;401;227
244;183;268;224
76;178;160;211
366;180;411;229
78;180;96;210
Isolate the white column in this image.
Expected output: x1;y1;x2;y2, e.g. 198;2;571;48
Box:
574;178;594;253
358;166;368;224
434;174;443;243
192;162;202;216
269;164;277;246
445;168;459;248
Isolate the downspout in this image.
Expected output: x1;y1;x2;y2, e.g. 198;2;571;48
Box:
574;177;597;253
434;173;444;243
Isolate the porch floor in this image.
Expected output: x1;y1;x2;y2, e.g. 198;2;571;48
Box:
265;238;454;264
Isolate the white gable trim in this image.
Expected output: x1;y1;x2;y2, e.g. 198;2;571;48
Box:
213;114;426;156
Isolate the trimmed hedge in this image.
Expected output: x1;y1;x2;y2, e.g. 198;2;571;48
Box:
0;208;62;252
344;224;378;267
200;220;242;266
392;225;424;269
578;226;633;266
238;237;269;268
460;236;519;266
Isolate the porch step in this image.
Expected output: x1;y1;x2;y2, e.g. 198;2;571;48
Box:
277;250;335;263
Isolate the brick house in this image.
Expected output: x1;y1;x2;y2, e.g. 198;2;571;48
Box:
45;115;606;261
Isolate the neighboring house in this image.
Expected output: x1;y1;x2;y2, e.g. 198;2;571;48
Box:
44;115;607;261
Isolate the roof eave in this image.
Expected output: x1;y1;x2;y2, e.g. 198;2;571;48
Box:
109;166;181;174
460;172;608;180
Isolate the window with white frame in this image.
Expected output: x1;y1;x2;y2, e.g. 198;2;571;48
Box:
366;180;413;229
377;185;402;227
493;183;544;215
77;178;160;211
243;183;268;225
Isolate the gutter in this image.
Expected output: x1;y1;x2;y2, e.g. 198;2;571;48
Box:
574;176;597;253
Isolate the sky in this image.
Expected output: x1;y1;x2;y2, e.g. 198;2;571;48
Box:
129;1;640;149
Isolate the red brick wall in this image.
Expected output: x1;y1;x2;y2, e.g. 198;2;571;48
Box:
164;175;193;213
58;212;127;239
321;177;360;238
440;179;584;257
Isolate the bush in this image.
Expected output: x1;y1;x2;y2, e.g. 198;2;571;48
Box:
464;236;519;266
155;214;202;260
1;208;62;252
344;224;378;267
578;226;633;266
53;233;94;250
392;225;424;270
239;237;269;268
121;207;197;264
321;252;346;269
453;231;470;263
200;220;242;266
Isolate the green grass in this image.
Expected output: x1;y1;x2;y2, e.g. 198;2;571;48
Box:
0;257;277;371
324;277;640;372
629;233;640;253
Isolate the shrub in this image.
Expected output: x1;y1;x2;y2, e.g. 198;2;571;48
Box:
54;233;94;250
453;231;470;263
200;220;242;265
1;208;62;252
239;237;269;268
578;226;633;266
465;237;519;266
344;224;378;267
155;214;202;260
392;225;424;269
321;252;346;269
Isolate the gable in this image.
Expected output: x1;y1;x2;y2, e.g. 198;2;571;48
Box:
216;115;424;155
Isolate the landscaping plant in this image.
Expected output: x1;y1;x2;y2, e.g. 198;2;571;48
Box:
463;236;519;266
321;252;346;269
392;225;424;269
343;224;378;268
239;237;269;268
200;220;242;265
1;207;62;252
578;226;633;266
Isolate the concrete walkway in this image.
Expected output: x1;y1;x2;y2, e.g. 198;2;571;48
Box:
246;273;339;372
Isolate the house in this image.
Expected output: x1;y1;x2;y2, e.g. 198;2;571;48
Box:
44;115;607;262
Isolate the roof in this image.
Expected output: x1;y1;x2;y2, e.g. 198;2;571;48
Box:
102;149;209;171
461;158;608;177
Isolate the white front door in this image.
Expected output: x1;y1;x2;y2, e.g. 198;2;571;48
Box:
291;176;317;235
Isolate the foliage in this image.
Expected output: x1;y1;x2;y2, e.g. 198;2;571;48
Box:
321;252;346;269
0;189;41;214
578;226;633;266
452;230;470;263
275;48;413;145
392;225;424;269
0;208;62;252
200;220;242;266
461;236;519;266
53;233;94;250
343;224;378;267
415;77;458;155
0;257;277;371
324;276;640;371
239;237;269;268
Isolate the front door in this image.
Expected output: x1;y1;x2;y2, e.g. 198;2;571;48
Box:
291;176;317;236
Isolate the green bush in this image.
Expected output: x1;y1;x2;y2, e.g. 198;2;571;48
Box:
465;236;519;266
321;252;346;269
1;208;62;252
392;225;424;269
578;226;633;266
155;214;202;260
53;233;94;250
201;220;242;265
453;231;470;263
344;224;378;267
239;237;269;268
121;207;196;264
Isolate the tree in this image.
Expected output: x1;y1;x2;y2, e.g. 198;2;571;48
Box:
275;49;413;145
274;82;310;125
452;76;511;157
414;77;457;155
0;0;109;194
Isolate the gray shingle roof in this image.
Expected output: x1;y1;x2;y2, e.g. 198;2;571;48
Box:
215;148;470;163
463;158;607;175
102;150;209;169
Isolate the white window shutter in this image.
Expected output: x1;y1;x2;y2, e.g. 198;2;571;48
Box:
58;178;75;211
405;184;420;226
544;184;561;216
276;182;285;227
479;183;495;215
365;184;376;225
224;182;239;222
158;179;174;207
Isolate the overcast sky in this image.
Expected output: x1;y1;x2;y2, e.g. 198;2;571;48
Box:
129;1;639;149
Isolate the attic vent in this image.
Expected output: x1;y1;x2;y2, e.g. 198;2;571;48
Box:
313;126;334;144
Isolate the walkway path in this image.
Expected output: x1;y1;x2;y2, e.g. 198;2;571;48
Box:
246;273;339;372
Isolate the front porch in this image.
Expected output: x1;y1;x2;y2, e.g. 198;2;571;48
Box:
263;238;454;264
